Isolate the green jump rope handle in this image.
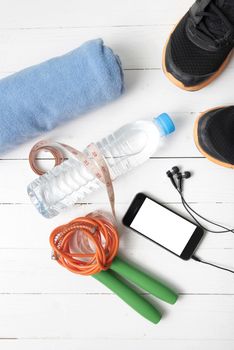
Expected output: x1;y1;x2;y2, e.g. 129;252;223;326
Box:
93;269;161;324
111;256;178;304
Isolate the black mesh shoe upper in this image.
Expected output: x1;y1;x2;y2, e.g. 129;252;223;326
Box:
170;14;232;76
165;0;234;85
197;106;234;165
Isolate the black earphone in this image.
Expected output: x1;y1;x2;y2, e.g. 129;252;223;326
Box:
167;167;191;191
166;166;234;274
177;171;191;191
166;166;180;189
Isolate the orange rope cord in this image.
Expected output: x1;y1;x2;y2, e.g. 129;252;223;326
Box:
49;214;119;275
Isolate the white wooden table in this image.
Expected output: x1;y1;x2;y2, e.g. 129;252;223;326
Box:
1;0;234;349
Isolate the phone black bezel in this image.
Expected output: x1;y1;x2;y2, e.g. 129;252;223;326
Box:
122;192;204;260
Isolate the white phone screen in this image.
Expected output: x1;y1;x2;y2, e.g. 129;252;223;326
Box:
130;197;197;255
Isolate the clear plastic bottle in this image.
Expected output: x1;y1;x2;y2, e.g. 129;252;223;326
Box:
28;113;175;218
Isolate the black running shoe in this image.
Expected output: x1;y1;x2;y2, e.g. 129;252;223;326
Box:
194;106;234;168
163;0;234;91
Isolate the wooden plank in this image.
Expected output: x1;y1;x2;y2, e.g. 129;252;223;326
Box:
0;203;233;294
1;339;234;350
0;26;170;72
1;0;233;345
1;67;234;160
0;0;194;28
0;246;233;294
0;26;234;73
0;109;201;160
0;203;234;249
0;158;234;203
0;294;233;339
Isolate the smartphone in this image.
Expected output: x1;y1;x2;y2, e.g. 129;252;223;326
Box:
122;193;204;260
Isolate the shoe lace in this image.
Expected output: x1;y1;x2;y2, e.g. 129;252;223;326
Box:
195;2;234;44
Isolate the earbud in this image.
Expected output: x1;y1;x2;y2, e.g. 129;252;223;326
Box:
166;166;180;189
166;166;191;192
166;166;180;179
171;166;180;175
177;171;191;191
177;171;191;180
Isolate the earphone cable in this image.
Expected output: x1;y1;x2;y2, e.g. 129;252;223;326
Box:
167;171;234;274
177;187;234;273
177;188;234;233
167;168;233;233
192;255;234;274
177;193;234;273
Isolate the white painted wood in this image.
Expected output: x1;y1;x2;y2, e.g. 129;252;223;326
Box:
1;68;234;160
0;203;234;249
0;26;234;73
2;339;234;350
0;0;194;28
0;295;233;339
0;158;234;203
0;26;172;72
0;0;234;347
1;109;202;160
0;247;233;294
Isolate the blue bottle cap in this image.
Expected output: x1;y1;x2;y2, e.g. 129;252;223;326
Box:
154;113;175;136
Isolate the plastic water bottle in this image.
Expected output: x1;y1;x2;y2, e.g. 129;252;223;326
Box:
28;113;175;218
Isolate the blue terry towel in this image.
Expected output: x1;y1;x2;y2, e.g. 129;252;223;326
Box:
0;39;124;153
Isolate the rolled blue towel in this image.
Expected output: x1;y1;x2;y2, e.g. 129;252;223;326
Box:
0;39;124;153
